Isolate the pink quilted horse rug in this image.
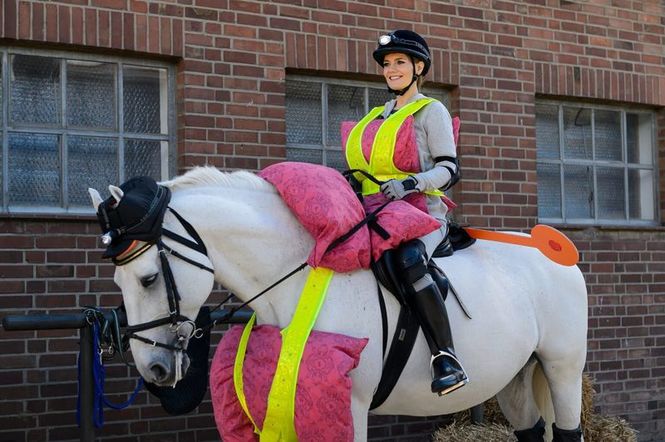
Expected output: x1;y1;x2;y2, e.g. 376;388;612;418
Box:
210;323;368;441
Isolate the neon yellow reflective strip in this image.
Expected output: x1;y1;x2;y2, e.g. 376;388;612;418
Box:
345;106;384;182
233;313;261;435
260;267;335;442
370;98;434;177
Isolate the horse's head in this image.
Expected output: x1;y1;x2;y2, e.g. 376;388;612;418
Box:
89;179;215;387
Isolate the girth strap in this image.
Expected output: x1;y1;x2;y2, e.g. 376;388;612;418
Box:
370;303;421;410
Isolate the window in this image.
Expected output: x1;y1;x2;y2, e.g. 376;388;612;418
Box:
536;101;656;225
285;76;449;171
0;49;175;214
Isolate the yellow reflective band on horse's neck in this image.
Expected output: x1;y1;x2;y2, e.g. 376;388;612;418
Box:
234;313;261;434
345;98;437;196
233;266;335;441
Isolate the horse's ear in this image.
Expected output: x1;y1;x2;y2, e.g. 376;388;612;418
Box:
88;188;104;211
109;185;124;206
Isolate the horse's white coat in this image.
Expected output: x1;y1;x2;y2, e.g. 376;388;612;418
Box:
92;167;588;441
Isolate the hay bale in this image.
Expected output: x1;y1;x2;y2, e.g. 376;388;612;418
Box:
581;373;595;431
432;420;515;442
452;397;510;427
584;411;638;442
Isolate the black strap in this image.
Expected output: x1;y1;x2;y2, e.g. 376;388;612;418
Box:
156;240;191;329
159;242;214;273
370;305;421;410
376;280;388;358
163;207;208;255
324;200;391;255
342;169;386;186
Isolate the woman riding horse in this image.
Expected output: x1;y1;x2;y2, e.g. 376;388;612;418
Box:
344;30;466;396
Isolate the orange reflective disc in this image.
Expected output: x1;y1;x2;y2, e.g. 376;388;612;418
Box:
465;224;579;266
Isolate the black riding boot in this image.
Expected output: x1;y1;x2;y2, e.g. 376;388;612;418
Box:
397;240;468;396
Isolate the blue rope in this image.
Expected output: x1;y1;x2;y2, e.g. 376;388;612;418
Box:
77;321;144;428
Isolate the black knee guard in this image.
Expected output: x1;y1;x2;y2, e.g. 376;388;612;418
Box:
395;240;428;285
552;424;582;442
514;417;545;442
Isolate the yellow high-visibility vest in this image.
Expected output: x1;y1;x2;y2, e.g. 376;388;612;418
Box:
345;98;444;197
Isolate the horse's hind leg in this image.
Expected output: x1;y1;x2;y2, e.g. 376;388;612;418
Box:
496;357;546;440
538;350;584;440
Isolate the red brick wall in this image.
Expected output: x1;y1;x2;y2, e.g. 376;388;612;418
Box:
1;1;665;440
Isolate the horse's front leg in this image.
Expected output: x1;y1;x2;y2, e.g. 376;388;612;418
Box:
351;393;370;442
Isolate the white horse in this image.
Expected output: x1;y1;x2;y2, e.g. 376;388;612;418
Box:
89;167;588;441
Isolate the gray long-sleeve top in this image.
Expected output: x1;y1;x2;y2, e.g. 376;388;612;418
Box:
381;93;458;223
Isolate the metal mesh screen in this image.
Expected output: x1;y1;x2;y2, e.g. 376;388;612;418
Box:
68;136;118;206
368;87;391;108
8;132;60;205
125;139;162;179
325;150;346;171
536;103;559;159
123;67;164;134
67;61;116;129
596;166;625;219
563;107;592;160
10;55;61;125
285;147;323;165
537;162;562;219
594;110;621;161
0;51;172;212
286;80;322;145
327;84;364;147
563;164;592;219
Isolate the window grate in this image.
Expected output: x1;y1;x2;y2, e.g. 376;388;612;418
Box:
0;48;175;215
285;75;449;171
536;100;657;226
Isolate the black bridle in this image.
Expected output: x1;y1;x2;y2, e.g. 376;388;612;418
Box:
116;207;214;353
114;172;393;355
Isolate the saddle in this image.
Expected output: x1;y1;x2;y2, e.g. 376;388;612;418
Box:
369;223;475;409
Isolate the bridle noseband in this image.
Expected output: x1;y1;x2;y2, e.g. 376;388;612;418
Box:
116;207;214;353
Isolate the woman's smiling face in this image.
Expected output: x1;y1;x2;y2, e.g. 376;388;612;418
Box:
382;52;423;91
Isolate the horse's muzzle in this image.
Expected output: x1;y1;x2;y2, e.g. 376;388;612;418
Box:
148;352;191;386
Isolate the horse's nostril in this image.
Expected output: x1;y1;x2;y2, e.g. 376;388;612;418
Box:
148;361;170;383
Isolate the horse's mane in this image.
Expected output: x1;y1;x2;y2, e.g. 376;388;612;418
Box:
161;166;275;193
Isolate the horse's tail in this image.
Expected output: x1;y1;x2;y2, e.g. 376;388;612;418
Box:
532;362;555;441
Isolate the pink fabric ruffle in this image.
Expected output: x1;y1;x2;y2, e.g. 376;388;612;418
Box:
210;324;368;442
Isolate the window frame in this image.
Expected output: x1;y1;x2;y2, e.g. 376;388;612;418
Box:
536;99;659;227
0;47;176;216
285;74;449;169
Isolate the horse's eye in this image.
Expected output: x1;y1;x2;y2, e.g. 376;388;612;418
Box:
140;273;159;288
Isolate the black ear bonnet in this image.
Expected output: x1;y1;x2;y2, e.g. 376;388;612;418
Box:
96;176;171;259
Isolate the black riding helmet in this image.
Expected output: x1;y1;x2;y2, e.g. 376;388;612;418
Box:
372;30;431;76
